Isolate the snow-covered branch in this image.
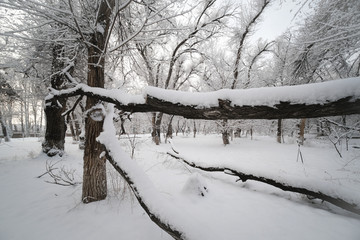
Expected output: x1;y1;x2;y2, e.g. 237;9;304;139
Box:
166;152;360;215
97;105;187;240
48;77;360;120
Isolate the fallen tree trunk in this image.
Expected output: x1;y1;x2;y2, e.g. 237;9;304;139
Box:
105;151;185;240
167;152;360;215
48;77;360;120
97;105;187;240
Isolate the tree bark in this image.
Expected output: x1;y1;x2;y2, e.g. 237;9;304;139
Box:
298;118;306;145
49;80;360;120
82;44;108;203
81;0;115;203
42;44;67;156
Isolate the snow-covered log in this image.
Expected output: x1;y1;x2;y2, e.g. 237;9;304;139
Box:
167;152;360;215
48;77;360;120
97;105;187;240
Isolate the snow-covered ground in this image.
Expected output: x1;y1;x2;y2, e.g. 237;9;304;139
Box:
1;134;360;240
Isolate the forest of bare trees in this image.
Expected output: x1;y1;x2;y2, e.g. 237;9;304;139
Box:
1;0;360;239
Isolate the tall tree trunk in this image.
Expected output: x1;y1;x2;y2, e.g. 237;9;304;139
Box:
82;44;107;203
193;120;197;138
165;115;174;143
39;103;43;134
20;101;24;137
32;100;38;137
151;112;157;142
72;112;81;140
82;0;115;203
277;119;282;143
42;44;67;156
67;114;77;141
7;102;13;137
24;89;30;137
222;119;230;145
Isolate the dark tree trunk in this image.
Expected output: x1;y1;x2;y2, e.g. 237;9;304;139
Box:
151;112;157;141
120;116;126;135
42;44;67;156
82;44;107;203
277;119;282;143
165;115;174;142
81;0;114;203
193;120;197;138
42;100;67;156
67;114;77;141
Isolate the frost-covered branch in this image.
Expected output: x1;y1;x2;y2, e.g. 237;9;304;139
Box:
48;77;360;120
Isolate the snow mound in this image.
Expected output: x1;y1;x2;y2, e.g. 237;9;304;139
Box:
181;173;208;197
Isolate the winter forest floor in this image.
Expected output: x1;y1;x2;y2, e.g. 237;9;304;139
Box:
1;134;360;240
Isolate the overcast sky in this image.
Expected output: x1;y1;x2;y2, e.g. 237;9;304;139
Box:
251;0;311;42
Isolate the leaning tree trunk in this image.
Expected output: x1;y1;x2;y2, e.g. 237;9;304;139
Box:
42;44;67;156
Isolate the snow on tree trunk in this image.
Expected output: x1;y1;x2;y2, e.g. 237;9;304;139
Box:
98;104;187;240
82;45;107;203
42;44;67;157
81;0;114;203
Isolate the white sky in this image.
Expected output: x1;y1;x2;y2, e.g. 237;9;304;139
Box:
250;0;311;42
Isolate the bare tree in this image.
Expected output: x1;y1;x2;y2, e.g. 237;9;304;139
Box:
134;0;232;144
221;0;271;144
